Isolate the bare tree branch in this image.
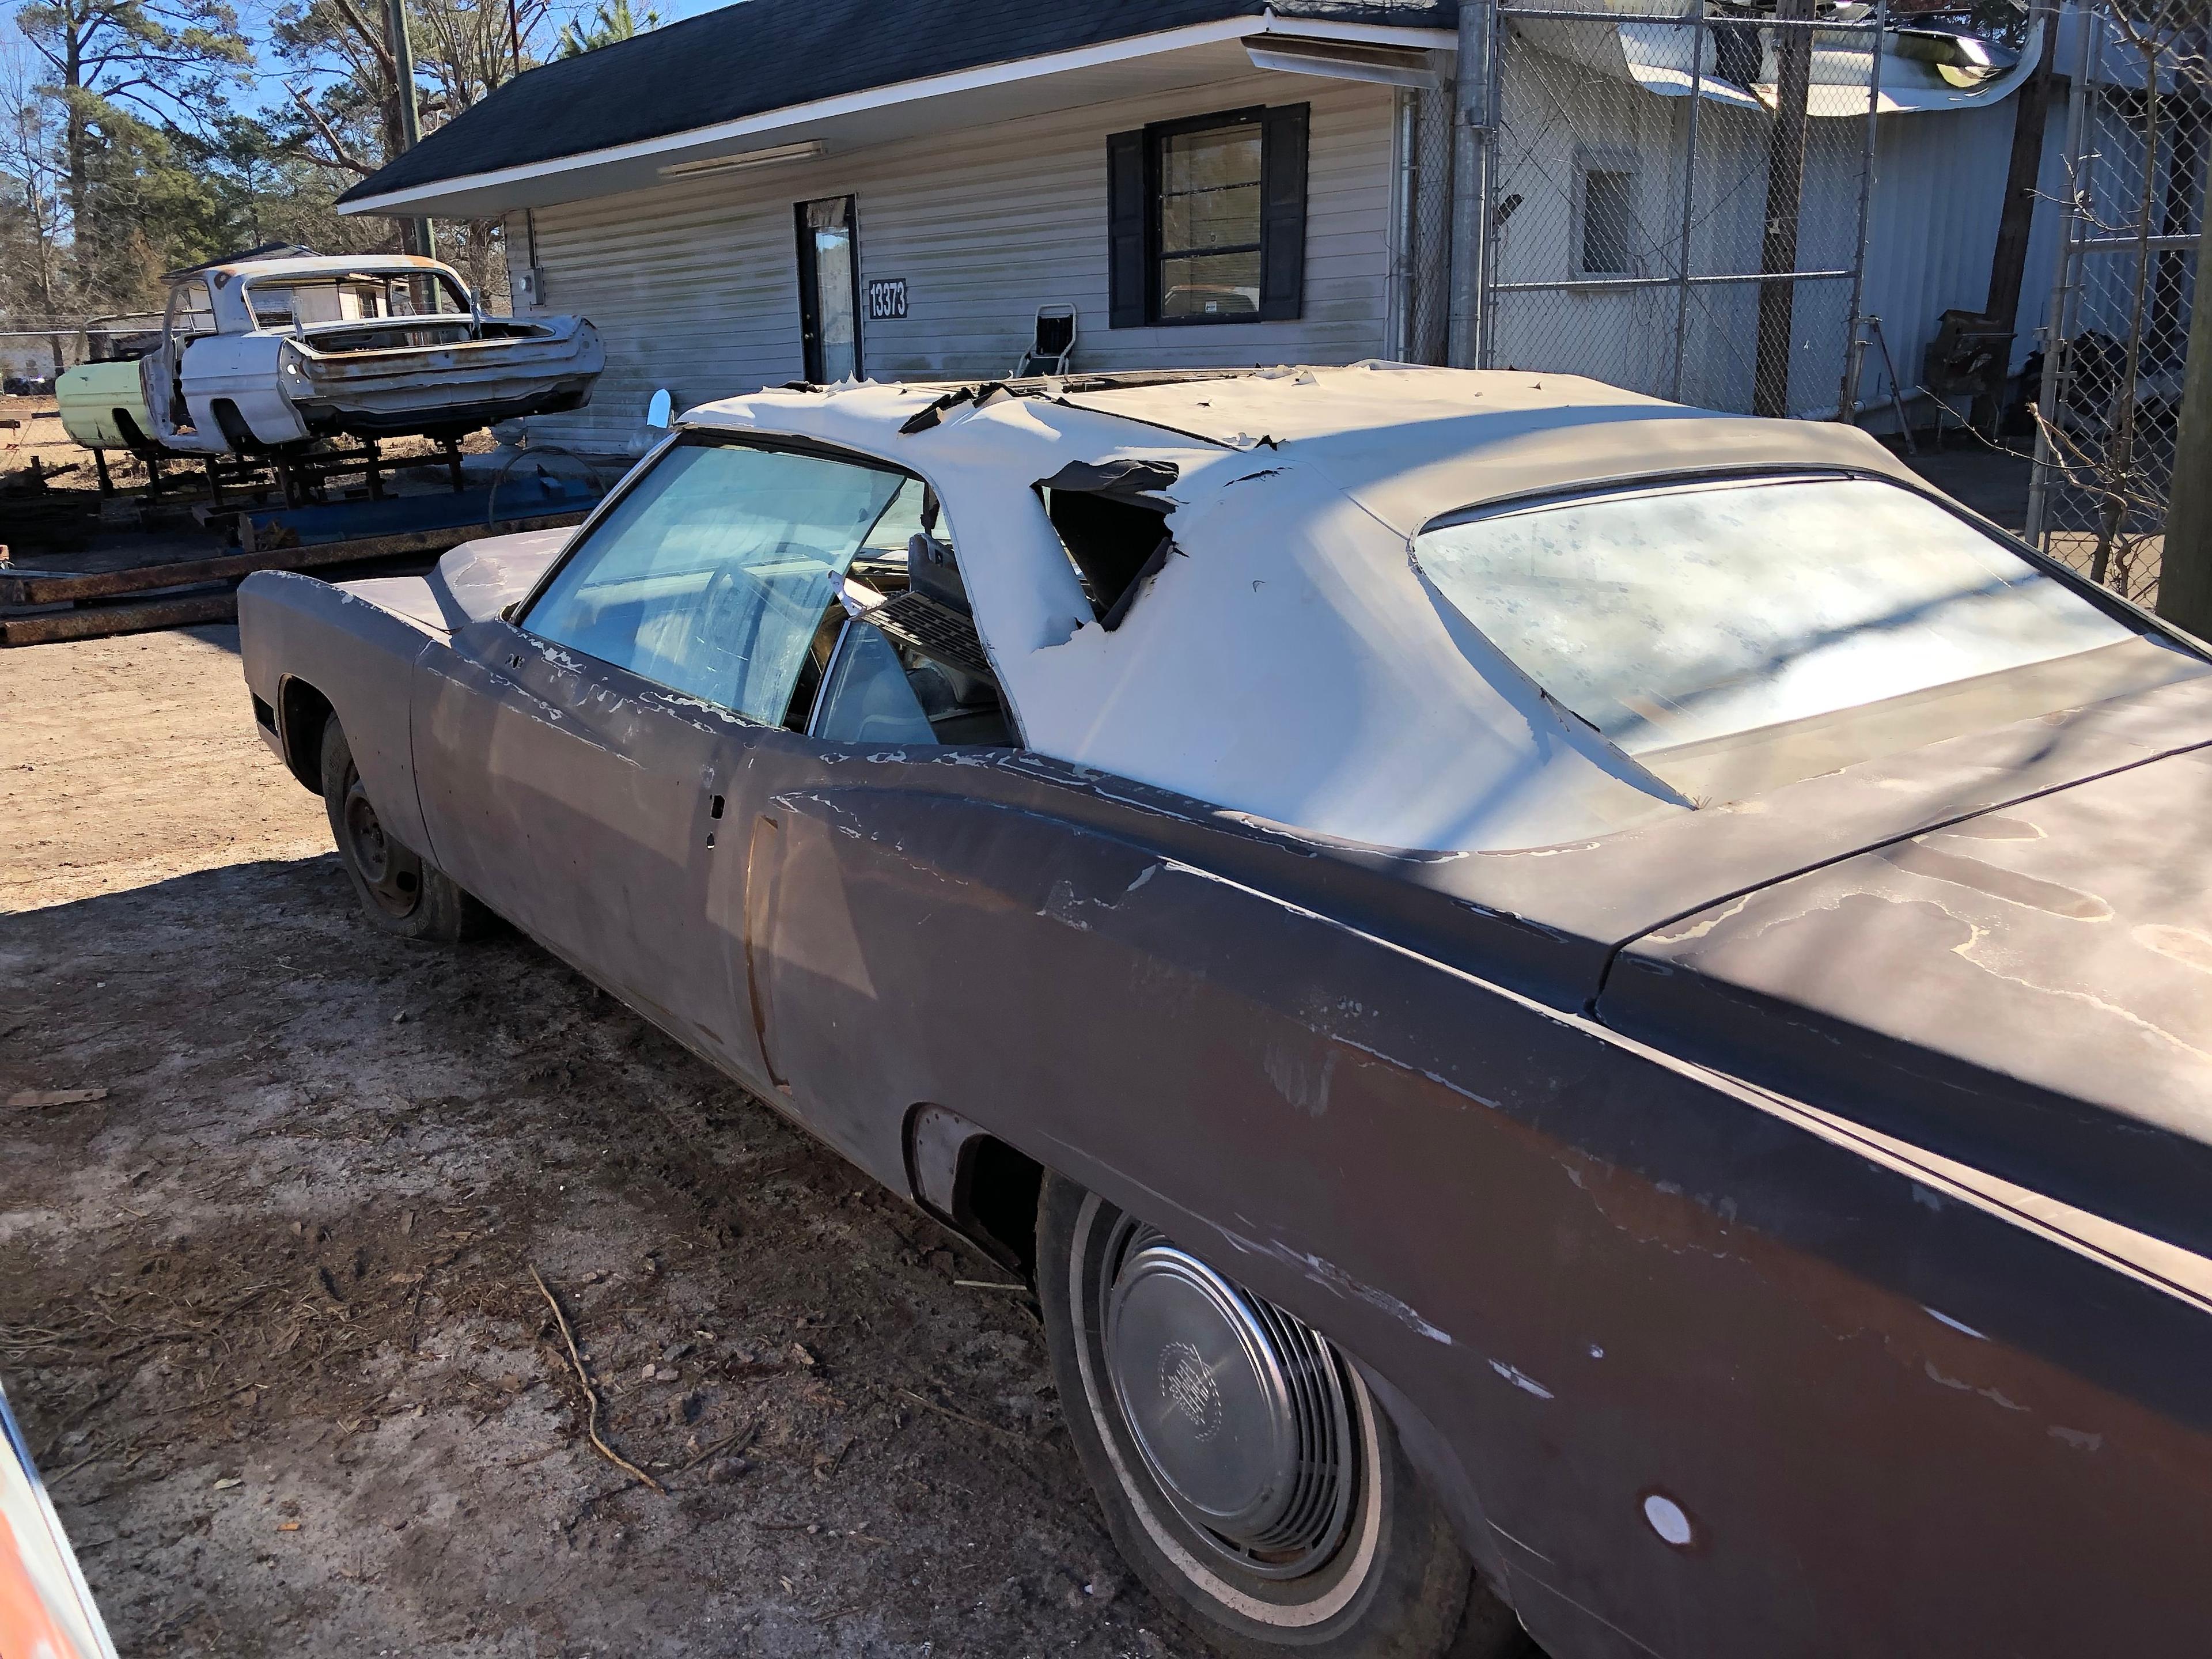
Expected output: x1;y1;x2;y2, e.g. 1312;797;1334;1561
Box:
285;80;376;175
327;0;398;79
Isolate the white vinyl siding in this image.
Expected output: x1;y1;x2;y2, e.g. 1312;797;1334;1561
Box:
508;73;1395;453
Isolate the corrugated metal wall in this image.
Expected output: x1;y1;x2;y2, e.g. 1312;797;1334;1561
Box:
1849;98;2071;427
1480;21;2058;422
508;73;1395;454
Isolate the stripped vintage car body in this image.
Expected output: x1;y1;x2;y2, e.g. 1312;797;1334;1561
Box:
132;252;602;457
1;1377;116;1659
235;366;2212;1658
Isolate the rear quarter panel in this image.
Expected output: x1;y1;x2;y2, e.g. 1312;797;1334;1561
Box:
180;335;302;446
237;569;435;856
744;782;2212;1659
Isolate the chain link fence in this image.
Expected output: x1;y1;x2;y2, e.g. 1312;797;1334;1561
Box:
0;328;84;388
1401;86;1460;368
1479;0;1878;416
0;315;166;390
2025;0;2206;607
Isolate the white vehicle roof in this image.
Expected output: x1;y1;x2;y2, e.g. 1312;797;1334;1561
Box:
178;252;460;287
682;364;1923;853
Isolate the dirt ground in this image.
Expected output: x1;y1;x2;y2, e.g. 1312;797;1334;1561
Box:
0;626;1202;1657
2;394;89;486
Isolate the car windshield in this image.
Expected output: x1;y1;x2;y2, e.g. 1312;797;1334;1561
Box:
1412;475;2138;755
522;440;906;724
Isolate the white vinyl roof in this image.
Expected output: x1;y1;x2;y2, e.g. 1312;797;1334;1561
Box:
682;363;1916;853
182;253;456;287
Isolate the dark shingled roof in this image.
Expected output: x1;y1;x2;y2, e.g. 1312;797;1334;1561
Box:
340;0;1457;203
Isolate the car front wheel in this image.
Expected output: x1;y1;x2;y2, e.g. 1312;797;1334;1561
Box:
1038;1175;1482;1658
319;718;484;943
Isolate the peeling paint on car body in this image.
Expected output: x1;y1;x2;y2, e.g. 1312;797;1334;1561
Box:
235;367;2212;1659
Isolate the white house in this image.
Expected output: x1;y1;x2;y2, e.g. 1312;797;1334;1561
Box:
334;0;2089;454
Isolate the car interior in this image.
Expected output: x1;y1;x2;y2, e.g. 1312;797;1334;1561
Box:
524;434;1210;756
798;477;1016;748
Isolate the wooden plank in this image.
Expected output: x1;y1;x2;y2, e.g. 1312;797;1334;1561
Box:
1;592;240;647
0;510;587;607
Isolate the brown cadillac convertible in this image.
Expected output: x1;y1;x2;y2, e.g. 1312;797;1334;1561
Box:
237;365;2212;1659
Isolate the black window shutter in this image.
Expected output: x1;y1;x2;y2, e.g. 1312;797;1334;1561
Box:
1259;103;1309;323
1107;128;1147;330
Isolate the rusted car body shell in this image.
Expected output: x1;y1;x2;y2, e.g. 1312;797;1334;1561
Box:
235;370;2212;1659
276;319;604;436
138;252;603;453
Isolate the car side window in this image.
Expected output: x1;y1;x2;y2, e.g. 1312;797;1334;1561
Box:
808;483;1018;748
810;621;940;744
522;439;906;725
168;280;217;339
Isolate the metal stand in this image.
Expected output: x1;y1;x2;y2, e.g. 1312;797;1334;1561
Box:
1867;316;1917;454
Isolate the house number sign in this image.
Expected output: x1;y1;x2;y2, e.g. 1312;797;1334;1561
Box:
866;278;908;320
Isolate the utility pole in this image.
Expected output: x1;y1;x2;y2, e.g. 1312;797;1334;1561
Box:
2157;226;2212;639
1448;0;1497;368
384;0;435;262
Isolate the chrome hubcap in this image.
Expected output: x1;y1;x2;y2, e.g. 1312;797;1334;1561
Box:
1103;1226;1356;1578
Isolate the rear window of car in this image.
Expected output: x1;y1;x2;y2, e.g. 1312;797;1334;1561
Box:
1412;475;2138;755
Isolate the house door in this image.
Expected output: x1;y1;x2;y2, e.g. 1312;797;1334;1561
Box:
796;195;861;384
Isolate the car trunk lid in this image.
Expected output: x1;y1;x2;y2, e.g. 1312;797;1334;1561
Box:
1598;737;2212;1257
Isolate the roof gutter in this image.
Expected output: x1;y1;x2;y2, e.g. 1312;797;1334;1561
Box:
339;11;1456;216
1245;33;1452;89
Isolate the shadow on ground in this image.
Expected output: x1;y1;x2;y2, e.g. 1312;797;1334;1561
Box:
0;855;1190;1658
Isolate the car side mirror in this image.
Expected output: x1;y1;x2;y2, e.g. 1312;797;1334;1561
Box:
645;388;673;429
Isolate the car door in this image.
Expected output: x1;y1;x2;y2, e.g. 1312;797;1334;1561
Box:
138;278;224;453
411;433;911;1080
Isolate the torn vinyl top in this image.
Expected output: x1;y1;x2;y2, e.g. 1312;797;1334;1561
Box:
668;369;1949;855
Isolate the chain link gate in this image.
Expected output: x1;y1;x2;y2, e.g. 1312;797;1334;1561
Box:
1460;0;1880;418
2025;0;2206;607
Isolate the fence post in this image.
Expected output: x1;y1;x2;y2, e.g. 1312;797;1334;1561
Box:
2158;226;2212;637
2024;5;2097;547
1835;0;1884;423
1668;0;1707;402
1755;0;1816;416
1393;89;1419;362
1449;0;1499;369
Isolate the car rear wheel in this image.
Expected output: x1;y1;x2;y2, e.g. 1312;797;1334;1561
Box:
1038;1175;1479;1658
319;719;484;943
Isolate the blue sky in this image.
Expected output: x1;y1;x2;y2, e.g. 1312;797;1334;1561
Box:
0;0;750;123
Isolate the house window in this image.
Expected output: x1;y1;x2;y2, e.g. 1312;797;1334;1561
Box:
1107;104;1309;328
1158;118;1263;320
1575;157;1638;278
